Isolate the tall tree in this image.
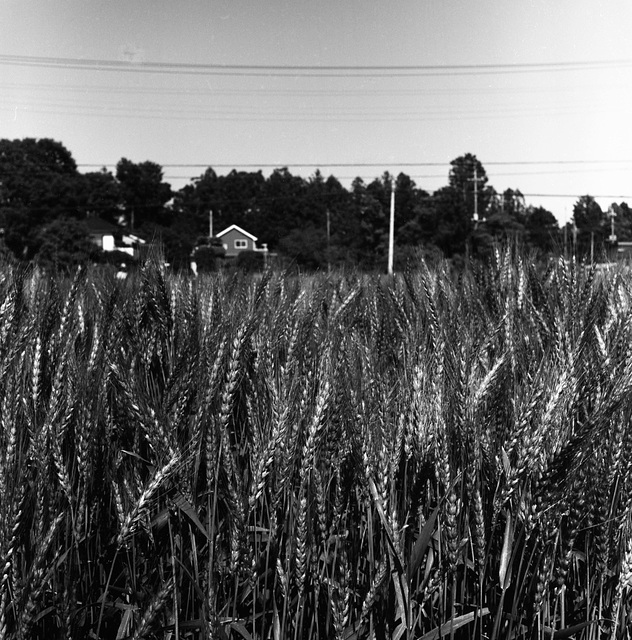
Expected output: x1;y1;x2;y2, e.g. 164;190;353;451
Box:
0;138;81;258
448;153;494;222
219;170;265;233
257;168;308;248
35;217;101;272
116;158;172;230
609;202;632;242
572;195;605;257
525;206;560;254
77;169;123;224
318;174;361;267
172;168;223;238
352;176;389;269
430;185;470;257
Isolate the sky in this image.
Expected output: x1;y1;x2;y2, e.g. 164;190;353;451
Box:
1;0;631;225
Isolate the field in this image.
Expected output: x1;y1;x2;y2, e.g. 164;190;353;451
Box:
1;252;632;639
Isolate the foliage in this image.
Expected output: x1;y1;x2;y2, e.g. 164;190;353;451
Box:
0;138;82;258
7;137;632;270
192;237;226;273
573;196;605;256
525;206;561;254
115;158;173;229
0;253;632;639
234;249;266;272
278;225;327;269
35;217;102;271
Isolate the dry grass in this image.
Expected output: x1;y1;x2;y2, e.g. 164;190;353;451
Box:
0;252;631;638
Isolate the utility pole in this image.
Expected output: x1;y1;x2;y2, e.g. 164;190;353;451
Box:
608;206;617;261
326;208;331;274
388;184;395;275
473;166;479;223
209;209;214;239
466;162;483;261
467;165;482;224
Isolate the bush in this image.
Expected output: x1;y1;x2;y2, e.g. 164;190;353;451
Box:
192;243;224;272
235;249;265;272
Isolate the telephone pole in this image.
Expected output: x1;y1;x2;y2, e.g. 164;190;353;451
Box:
387;184;395;275
209;209;213;238
467;165;483;224
466;163;483;261
326;208;331;274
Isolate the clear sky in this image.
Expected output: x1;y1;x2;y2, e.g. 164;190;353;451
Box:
1;0;631;224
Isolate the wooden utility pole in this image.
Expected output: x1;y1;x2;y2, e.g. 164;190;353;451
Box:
326;208;331;274
388;185;395;275
209;209;214;238
474;166;479;222
468;165;481;224
608;206;617;258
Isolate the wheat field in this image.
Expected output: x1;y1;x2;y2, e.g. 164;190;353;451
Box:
1;251;632;639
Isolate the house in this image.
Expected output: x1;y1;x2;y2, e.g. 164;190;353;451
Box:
86;217;118;252
216;224;268;259
616;241;632;260
85;217;147;260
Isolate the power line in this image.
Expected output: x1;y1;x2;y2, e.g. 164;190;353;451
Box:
1;54;630;77
5;101;619;123
6;80;629;97
78;160;632;169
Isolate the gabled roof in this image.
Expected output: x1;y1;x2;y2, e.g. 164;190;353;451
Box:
216;224;258;242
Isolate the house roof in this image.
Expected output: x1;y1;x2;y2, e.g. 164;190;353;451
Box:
216;224;258;242
122;233;147;245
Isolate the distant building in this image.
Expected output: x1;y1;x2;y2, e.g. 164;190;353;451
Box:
85;217;147;259
86;217;118;252
216;224;268;259
616;241;632;259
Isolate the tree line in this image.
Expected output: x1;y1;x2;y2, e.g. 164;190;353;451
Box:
1;137;630;271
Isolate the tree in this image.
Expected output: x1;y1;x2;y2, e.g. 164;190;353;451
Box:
278;225;327;269
393;172;428;230
448;153;494;221
0;138;82;259
525;206;560;254
479;189;526;246
351;176;388;269
77;169;123;224
573;195;605;257
257;168;308;248
35;217;101;271
191;236;226;273
610;202;632;242
219;170;265;232
430;185;470;257
500;189;527;223
116;158;172;230
422;154;496;259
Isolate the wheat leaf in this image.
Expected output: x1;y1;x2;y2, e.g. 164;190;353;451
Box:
499;510;513;591
418;609;490;640
407;504;439;582
172;491;209;540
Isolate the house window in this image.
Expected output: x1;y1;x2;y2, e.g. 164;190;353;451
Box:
234;239;248;249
